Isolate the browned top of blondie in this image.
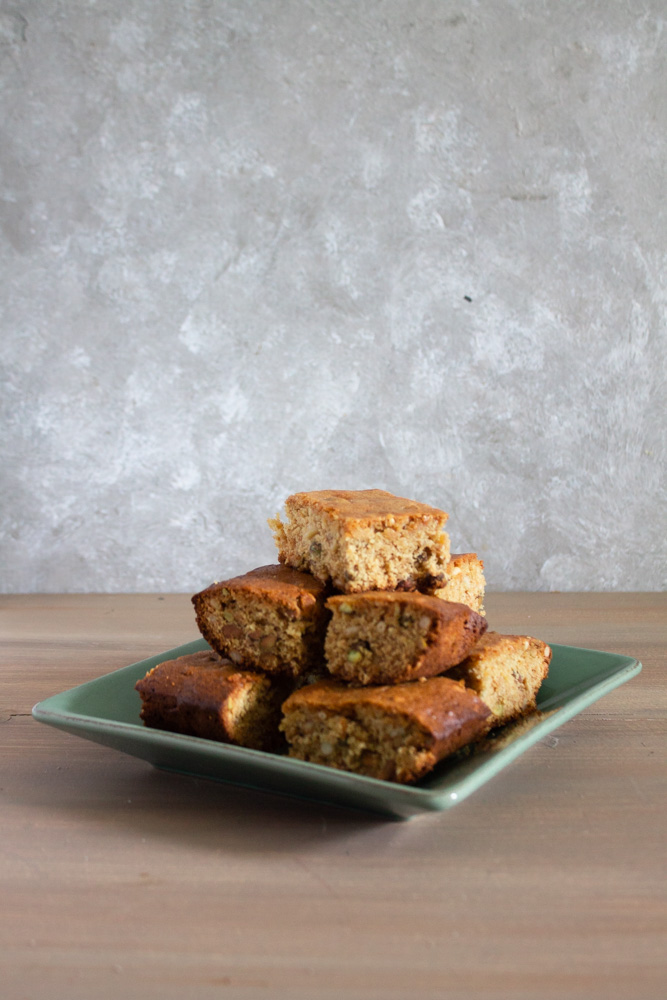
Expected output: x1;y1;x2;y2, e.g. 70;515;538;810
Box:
198;564;326;611
326;590;479;623
284;489;448;527
465;631;552;662
282;676;490;740
449;552;483;567
135;651;264;709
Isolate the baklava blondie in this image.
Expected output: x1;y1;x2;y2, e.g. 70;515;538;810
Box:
192;564;329;677
325;592;487;685
135;650;291;752
448;632;552;727
269;489;450;593
281;676;491;783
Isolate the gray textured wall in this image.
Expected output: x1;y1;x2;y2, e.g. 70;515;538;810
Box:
1;1;666;593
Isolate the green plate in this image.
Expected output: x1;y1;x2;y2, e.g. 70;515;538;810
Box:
32;640;641;819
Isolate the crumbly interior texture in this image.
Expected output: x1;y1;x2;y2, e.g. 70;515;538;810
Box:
325;594;431;684
433;553;486;614
194;589;318;675
192;566;329;676
281;703;435;783
135;651;290;752
270;489;451;594
448;632;552;726
324;592;487;685
215;674;288;751
281;677;491;783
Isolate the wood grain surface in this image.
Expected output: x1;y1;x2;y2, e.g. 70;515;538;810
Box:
1;593;665;1000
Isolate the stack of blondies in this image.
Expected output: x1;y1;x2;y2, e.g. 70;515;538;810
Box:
135;490;551;784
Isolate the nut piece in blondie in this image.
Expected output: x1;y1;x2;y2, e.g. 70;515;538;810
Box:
324;591;487;685
135;650;291;752
280;676;491;783
448;632;552;726
432;552;486;614
269;489;450;593
192;565;329;677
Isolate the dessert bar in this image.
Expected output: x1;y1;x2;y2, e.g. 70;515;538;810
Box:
135;650;291;752
432;552;486;614
281;676;491;783
448;632;552;727
192;564;329;676
325;591;487;685
269;488;450;593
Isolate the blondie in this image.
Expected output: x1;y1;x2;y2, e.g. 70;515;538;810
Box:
135;650;291;752
281;676;491;783
269;489;450;593
192;564;329;676
448;632;552;726
325;591;487;685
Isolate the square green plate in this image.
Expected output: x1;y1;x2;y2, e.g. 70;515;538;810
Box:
32;639;641;819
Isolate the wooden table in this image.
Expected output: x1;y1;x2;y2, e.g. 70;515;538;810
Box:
1;593;665;1000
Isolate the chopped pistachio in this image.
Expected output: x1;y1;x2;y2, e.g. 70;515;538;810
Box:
347;649;362;664
339;602;353;614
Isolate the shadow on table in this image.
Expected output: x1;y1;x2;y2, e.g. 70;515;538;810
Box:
5;743;421;855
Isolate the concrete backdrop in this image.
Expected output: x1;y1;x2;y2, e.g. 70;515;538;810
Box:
1;0;665;593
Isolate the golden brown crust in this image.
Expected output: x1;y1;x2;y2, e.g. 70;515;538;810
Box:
198;563;327;611
135;651;291;751
283;676;489;738
325;591;487;684
469;632;550;659
282;489;449;528
327;590;449;613
449;552;483;571
136;651;241;715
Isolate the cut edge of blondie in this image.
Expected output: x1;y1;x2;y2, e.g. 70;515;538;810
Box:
324;591;487;685
433;552;486;614
449;632;552;726
192;583;328;677
135;652;291;752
